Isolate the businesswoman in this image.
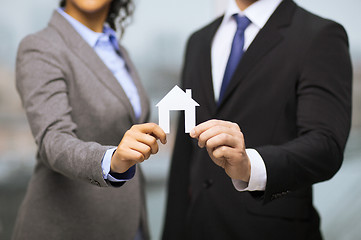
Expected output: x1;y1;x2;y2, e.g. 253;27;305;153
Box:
12;0;166;239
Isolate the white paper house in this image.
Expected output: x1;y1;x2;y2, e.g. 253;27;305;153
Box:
156;85;200;133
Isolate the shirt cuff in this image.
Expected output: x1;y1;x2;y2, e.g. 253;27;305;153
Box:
232;148;267;191
108;166;136;182
101;147;136;182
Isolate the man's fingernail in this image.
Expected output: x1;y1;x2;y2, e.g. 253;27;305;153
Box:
190;129;195;137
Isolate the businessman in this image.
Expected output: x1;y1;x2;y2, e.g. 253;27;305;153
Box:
163;0;352;239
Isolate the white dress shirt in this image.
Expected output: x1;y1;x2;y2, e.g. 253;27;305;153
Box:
211;0;282;191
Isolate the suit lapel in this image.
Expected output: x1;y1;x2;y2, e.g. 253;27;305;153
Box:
218;0;297;109
118;46;150;123
49;11;139;123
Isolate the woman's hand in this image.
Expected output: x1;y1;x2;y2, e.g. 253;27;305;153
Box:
190;119;251;182
110;123;167;173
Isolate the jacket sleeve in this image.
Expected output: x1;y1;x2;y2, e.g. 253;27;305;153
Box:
256;22;352;203
16;34;112;187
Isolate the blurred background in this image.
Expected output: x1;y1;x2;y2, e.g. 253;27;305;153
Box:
0;0;360;239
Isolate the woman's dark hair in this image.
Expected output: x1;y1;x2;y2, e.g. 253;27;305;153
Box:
60;0;134;36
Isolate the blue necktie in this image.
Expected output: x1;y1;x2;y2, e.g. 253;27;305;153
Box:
218;15;251;104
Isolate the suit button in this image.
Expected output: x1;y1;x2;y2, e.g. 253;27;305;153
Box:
271;193;282;200
203;179;214;189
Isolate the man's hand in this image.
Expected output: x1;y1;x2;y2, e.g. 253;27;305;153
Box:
190;120;250;182
111;123;167;173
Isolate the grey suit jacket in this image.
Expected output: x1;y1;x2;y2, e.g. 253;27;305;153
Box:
13;11;150;240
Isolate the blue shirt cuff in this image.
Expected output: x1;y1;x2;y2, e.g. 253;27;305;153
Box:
109;165;136;181
101;148;136;182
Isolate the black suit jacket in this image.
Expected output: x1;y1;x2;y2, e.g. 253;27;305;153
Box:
163;1;352;240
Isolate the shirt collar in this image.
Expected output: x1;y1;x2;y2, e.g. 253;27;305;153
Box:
57;8;118;50
223;0;283;29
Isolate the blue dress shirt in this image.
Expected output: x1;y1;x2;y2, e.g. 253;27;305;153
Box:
57;8;139;182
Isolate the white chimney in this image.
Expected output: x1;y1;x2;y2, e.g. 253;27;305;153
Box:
186;89;192;98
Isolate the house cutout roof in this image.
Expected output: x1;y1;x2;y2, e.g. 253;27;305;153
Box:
156;85;199;110
156;85;200;133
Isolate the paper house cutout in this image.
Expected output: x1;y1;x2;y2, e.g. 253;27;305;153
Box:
156;85;200;133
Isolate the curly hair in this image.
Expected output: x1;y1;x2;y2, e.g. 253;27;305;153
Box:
60;0;134;36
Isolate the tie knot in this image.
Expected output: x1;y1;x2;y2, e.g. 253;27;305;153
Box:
233;14;251;31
